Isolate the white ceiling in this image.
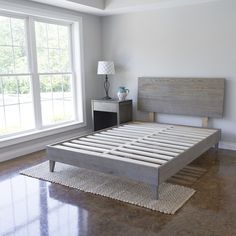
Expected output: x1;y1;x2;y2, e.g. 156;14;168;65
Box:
29;0;221;15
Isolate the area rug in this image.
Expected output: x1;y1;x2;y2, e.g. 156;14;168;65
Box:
20;162;196;214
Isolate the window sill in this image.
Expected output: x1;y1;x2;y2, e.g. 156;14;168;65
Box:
0;121;86;149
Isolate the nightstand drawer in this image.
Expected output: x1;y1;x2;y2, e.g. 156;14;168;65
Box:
93;102;117;112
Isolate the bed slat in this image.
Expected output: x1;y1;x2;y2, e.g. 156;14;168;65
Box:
140;139;188;150
124;144;178;156
145;137;193;147
62;142;108;152
116;147;174;161
71;140;114;149
109;150;165;165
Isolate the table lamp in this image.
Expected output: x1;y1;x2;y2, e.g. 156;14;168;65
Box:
97;61;115;99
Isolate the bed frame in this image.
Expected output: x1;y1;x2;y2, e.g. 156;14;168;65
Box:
47;77;225;199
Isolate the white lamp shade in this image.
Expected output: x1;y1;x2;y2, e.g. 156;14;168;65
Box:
97;61;115;75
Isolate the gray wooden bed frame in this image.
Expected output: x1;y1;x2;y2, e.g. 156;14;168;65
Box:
47;77;225;199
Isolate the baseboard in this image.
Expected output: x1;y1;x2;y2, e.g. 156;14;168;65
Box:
0;129;91;163
219;141;236;151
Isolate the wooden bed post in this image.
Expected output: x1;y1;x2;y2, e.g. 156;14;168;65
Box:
202;117;209;128
149;112;156;122
49;160;56;172
202;117;219;151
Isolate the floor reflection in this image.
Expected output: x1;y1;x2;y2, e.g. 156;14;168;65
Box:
0;175;88;236
1;149;236;236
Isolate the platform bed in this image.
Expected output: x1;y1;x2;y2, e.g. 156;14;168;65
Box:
47;77;225;199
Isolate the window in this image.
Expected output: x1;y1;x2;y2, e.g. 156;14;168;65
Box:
0;13;82;139
35;21;74;126
0;15;34;135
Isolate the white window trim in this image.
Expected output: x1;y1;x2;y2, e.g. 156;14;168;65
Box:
0;3;87;144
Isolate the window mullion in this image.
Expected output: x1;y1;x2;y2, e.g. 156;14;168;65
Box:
70;24;79;121
26;17;42;129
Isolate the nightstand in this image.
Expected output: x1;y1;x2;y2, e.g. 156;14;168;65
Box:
91;99;133;131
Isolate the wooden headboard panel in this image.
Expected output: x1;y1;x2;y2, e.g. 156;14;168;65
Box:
138;77;225;118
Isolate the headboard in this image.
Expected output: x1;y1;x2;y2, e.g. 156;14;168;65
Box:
138;77;225;118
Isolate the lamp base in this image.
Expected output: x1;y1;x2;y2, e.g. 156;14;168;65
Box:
102;96;112;100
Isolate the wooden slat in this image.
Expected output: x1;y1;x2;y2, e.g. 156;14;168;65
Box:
171;127;215;134
122;124;165;130
126;122;172;128
139;139;188;150
152;134;197;144
113;127;150;135
106;130;144;137
122;124;170;131
145;137;193;147
99;132;139;139
80;137;120;146
164;130;209;138
87;135;126;144
159;131;204;140
71;140;114;149
109;150;164;165
132;121;172;128
117;147;173;161
62;142;107;152
134;142;183;153
124;144;178;156
94;133;134;141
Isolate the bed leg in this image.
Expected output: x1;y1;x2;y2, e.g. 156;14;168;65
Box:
215;142;219;151
151;185;159;200
49;160;56;172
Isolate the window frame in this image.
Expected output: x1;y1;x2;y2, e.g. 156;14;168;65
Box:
0;8;86;146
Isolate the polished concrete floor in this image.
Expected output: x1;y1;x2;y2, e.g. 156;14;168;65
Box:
0;149;236;236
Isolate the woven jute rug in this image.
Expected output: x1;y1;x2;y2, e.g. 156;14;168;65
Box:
21;162;196;214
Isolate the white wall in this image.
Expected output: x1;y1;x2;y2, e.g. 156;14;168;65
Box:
102;0;236;148
0;0;103;161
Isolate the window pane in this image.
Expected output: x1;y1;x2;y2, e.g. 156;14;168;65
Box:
47;24;58;48
18;76;31;103
58;26;69;49
14;46;28;73
4;104;21;133
2;76;18;105
0;46;14;74
40;74;74;126
20;103;34;130
0;16;11;46
0;107;5;132
0;76;34;137
11;18;25;47
0;78;3;106
48;49;60;72
0;16;28;74
36;47;49;72
60;49;70;72
35;21;71;73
